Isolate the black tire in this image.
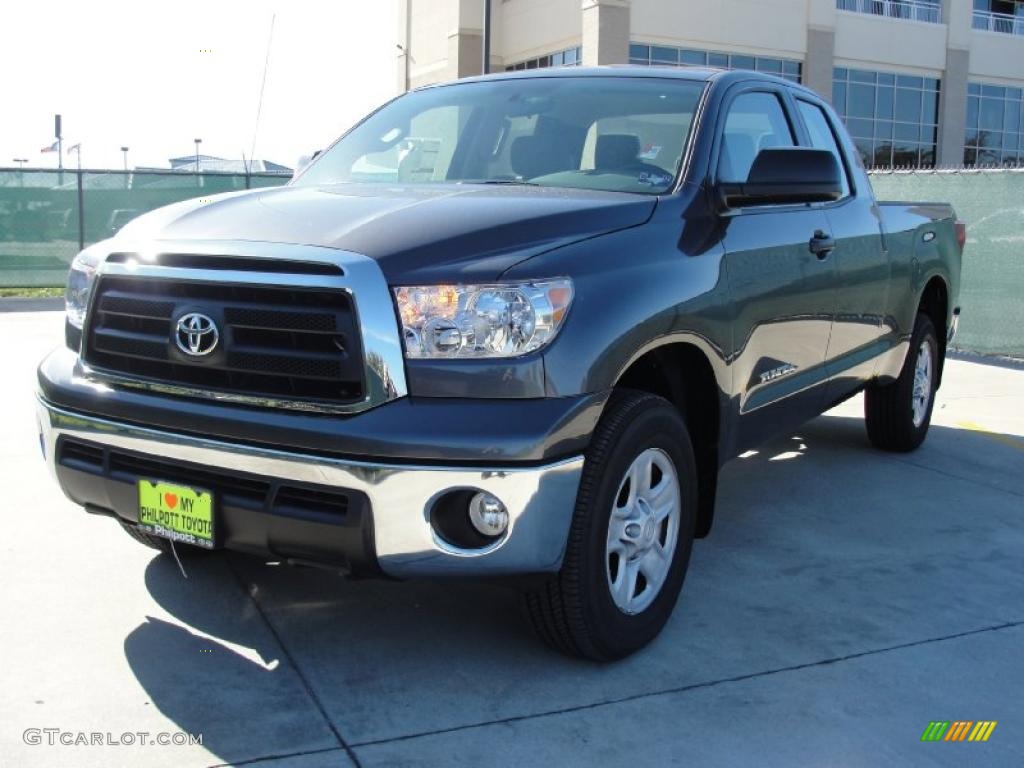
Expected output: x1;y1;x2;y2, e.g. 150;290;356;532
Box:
523;391;698;661
118;521;211;556
864;312;939;452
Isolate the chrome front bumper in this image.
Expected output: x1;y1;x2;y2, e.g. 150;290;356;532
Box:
37;398;584;578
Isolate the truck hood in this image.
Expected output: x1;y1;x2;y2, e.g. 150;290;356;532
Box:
116;183;657;282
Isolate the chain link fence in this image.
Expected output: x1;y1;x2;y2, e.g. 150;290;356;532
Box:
869;168;1024;358
1;166;1020;357
0;168;290;286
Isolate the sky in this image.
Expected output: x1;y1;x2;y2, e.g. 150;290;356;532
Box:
0;0;398;171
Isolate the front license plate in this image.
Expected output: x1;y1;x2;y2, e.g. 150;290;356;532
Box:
137;480;215;549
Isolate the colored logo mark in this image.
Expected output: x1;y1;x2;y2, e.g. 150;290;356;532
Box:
921;721;997;742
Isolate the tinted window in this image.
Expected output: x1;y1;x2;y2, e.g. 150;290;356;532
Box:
297;77;704;195
832;67;940;168
964;79;1024;167
651;46;678;64
797;100;852;198
718;92;795;183
628;43;802;82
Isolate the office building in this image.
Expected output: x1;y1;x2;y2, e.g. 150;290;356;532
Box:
397;0;1024;166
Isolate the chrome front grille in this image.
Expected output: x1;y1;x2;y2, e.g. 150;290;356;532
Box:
84;274;366;405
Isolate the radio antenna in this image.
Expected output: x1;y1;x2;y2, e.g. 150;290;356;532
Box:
248;13;275;169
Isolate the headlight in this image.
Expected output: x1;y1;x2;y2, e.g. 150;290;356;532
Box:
65;245;104;329
394;279;573;359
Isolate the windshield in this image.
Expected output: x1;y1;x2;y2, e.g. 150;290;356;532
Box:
295;76;705;195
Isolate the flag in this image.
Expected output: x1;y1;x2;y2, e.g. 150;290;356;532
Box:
40;141;59;153
66;143;81;154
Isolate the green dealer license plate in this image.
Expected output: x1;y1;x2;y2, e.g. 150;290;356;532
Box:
138;480;215;549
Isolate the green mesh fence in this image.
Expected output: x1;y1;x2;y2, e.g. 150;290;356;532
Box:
0;170;81;287
869;169;1024;358
1;166;1020;357
0;168;290;287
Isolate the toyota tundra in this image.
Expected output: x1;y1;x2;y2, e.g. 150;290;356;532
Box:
37;67;964;660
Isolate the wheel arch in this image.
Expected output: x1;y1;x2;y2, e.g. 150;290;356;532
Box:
917;274;949;387
610;339;727;539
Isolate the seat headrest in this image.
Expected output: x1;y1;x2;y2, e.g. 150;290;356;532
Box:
510;135;574;180
595;134;641;170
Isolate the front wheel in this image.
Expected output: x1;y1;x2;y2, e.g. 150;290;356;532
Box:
523;391;697;661
864;312;939;452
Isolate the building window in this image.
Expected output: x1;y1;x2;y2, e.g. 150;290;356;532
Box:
505;46;581;72
972;0;1024;35
965;83;1023;166
832;67;939;168
835;0;942;25
628;43;802;83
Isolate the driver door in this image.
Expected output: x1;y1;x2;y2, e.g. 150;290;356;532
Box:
718;88;838;450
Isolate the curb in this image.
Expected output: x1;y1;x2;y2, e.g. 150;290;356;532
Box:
0;297;64;313
949;349;1024;371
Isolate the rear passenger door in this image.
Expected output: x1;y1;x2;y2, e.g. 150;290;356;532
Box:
794;96;892;395
717;87;837;449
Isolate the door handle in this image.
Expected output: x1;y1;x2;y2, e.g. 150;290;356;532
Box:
809;230;835;259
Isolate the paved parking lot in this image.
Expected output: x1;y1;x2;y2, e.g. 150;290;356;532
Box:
2;309;1022;767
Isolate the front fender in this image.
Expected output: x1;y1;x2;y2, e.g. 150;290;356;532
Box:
504;203;732;399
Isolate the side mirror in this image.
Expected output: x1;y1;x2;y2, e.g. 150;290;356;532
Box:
718;148;842;208
293;150;322;179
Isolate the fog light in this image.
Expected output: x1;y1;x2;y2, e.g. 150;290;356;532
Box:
468;492;509;537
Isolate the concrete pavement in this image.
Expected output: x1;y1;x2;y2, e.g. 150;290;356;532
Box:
0;297;64;312
2;311;1021;767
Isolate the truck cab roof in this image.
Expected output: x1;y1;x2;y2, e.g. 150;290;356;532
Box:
435;64;814;96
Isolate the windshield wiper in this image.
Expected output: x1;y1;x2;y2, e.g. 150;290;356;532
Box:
456;179;540;187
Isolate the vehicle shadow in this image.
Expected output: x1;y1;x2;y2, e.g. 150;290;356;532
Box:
125;548;542;763
123;411;1024;763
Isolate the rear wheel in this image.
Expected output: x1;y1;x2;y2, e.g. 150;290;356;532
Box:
523;391;697;661
864;312;939;452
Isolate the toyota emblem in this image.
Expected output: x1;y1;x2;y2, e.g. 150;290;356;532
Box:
175;312;219;357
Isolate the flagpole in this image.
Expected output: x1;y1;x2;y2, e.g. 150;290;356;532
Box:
72;144;85;252
54;114;63;185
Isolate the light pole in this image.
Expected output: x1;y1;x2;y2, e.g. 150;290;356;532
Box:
194;138;202;188
12;158;28;188
482;0;491;75
398;0;412;92
55;115;63;171
120;146;130;189
396;44;410;93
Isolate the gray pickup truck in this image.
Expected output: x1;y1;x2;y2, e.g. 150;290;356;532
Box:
37;67;963;660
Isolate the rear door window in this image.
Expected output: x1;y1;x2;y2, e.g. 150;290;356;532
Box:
796;100;852;199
